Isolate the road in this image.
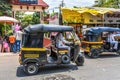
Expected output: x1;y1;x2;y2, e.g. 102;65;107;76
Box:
0;52;120;80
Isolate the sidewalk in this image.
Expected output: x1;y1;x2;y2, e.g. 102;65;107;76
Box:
0;52;19;56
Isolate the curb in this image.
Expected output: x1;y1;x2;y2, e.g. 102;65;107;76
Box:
0;53;19;56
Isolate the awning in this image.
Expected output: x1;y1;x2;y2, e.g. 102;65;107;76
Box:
61;7;118;23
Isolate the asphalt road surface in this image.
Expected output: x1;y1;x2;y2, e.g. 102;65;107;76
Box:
0;52;120;80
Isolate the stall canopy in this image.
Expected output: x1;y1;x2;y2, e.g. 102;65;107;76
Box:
61;7;120;23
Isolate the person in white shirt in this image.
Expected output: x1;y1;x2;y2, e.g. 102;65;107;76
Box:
107;32;118;50
56;32;72;56
14;29;23;52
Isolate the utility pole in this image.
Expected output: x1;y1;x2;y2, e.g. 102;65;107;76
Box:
59;0;64;25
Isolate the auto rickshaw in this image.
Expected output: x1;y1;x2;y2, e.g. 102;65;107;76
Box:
19;24;84;75
81;27;120;58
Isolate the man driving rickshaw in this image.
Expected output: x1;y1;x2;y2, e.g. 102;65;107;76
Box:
19;24;84;75
81;27;120;58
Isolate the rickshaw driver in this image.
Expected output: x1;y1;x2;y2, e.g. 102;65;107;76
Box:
107;32;118;50
56;32;72;57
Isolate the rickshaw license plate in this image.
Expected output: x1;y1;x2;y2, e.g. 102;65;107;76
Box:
24;54;39;58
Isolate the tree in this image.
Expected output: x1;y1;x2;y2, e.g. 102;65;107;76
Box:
93;0;120;8
32;12;40;24
21;14;33;28
0;0;11;16
15;11;25;22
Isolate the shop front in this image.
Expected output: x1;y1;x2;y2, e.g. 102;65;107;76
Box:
61;7;120;38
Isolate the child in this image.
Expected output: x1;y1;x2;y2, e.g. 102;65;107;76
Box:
2;39;10;53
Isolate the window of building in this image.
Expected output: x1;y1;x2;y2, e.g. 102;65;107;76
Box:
19;0;38;4
89;20;94;22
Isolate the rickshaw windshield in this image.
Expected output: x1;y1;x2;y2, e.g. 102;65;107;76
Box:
64;31;79;41
83;30;101;42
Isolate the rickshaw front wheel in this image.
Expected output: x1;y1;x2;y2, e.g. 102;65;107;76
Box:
24;63;39;75
75;55;84;66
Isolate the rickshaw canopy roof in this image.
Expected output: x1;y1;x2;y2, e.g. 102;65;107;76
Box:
84;27;120;35
24;24;73;33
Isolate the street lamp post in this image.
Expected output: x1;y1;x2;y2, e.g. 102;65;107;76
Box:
59;0;64;25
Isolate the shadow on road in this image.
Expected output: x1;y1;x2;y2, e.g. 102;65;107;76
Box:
84;53;120;59
16;64;78;77
99;54;120;58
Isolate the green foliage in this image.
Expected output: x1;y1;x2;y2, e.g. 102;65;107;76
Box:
14;12;41;28
0;0;11;16
0;23;11;36
21;14;33;28
94;0;120;8
15;11;25;22
0;12;3;16
32;12;40;24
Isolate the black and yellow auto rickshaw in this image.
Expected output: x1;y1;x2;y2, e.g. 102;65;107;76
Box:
19;24;84;75
81;27;120;58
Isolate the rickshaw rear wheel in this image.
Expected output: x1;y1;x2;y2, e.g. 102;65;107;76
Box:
90;49;100;58
24;63;39;75
116;49;120;56
75;55;84;66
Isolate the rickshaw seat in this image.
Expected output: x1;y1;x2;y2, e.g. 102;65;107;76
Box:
51;35;68;53
51;43;68;53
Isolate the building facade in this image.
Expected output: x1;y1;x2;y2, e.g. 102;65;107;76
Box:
10;0;48;23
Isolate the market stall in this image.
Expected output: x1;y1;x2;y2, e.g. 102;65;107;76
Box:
61;7;118;38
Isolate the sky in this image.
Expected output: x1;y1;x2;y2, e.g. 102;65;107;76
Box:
43;0;95;12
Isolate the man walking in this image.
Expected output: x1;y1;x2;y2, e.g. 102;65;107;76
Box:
14;29;23;52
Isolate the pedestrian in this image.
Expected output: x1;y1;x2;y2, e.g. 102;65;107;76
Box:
14;28;23;52
2;39;10;53
14;23;21;32
9;33;16;52
0;34;2;52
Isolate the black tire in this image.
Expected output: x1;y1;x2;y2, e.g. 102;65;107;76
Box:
116;49;120;56
24;63;39;75
90;49;100;58
75;55;84;66
61;54;70;64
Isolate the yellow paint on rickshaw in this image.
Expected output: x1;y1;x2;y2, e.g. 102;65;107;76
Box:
59;50;68;53
81;41;103;44
91;45;102;48
81;48;90;52
24;54;39;58
21;48;46;51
